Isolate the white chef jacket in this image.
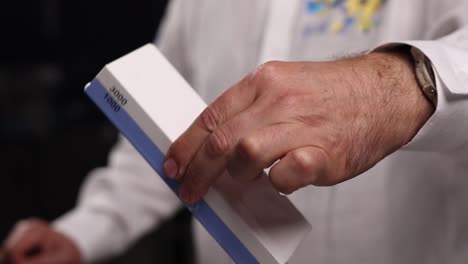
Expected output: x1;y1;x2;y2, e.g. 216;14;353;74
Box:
54;0;468;263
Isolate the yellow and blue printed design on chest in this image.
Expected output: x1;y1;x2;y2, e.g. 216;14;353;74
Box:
304;0;384;34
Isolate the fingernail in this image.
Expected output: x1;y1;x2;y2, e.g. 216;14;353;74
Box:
163;158;178;179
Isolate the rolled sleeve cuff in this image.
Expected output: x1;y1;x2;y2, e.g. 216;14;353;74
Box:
53;208;127;264
373;41;468;152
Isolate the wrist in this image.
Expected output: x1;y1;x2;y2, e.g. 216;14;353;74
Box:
364;50;434;144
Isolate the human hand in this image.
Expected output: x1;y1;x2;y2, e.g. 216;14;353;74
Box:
164;51;434;203
0;219;82;264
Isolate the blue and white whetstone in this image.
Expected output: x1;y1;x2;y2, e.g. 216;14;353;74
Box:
85;44;311;264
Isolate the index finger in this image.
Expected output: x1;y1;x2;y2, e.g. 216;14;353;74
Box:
164;74;257;181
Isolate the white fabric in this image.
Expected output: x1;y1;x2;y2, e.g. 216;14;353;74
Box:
257;0;300;63
54;0;468;263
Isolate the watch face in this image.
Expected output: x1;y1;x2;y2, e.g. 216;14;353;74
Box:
411;48;438;107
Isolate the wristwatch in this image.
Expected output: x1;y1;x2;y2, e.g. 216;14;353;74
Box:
410;47;438;107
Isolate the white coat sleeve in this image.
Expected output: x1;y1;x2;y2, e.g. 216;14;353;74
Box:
53;138;182;263
52;0;193;262
381;2;468;153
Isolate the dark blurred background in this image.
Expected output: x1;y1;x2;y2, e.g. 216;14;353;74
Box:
0;1;193;263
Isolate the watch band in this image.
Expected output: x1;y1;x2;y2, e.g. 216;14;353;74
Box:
410;47;438;107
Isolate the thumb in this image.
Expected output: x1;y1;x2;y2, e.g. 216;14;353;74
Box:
5;220;48;263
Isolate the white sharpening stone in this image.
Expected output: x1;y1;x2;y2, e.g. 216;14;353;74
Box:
84;44;311;264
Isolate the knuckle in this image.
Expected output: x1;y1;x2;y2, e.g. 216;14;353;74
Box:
260;61;283;74
200;104;224;132
237;137;265;165
290;150;317;174
290;148;332;186
205;129;232;158
252;61;283;88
